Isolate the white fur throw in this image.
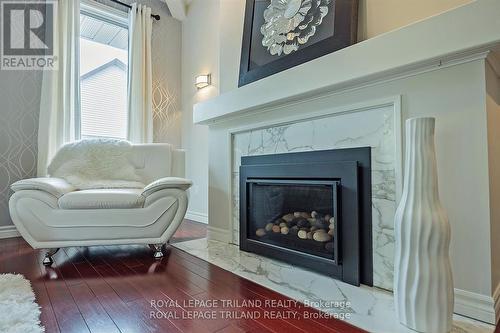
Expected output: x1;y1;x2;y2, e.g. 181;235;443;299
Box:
48;139;145;190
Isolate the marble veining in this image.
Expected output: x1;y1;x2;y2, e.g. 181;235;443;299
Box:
231;105;398;290
172;238;494;333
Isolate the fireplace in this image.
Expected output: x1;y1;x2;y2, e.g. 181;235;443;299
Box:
239;148;373;286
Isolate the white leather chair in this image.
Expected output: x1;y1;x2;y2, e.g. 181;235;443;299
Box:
9;144;192;265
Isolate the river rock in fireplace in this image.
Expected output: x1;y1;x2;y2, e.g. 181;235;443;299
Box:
255;228;266;237
255;211;335;252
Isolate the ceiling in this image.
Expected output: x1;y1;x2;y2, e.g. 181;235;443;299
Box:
80;13;128;50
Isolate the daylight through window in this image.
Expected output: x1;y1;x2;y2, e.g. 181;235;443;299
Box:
79;11;128;140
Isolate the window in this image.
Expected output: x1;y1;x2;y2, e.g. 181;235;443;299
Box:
79;3;128;140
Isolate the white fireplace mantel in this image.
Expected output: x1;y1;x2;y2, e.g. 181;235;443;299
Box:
193;0;500;125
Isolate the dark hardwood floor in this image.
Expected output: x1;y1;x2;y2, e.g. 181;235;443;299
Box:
0;219;366;333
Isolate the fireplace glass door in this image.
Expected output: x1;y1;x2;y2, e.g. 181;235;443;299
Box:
247;179;339;261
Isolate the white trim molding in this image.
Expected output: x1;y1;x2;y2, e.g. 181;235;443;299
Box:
0;225;20;239
224;95;403;280
195;50;490;125
164;0;187;21
226;95;404;244
185;210;208;224
454;288;497;324
81;0;128;26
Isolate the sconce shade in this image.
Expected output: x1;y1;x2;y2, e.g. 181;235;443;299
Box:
195;74;211;89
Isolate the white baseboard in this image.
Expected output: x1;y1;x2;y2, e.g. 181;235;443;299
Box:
185;210;208;224
207;225;232;243
0;225;20;239
454;288;497;324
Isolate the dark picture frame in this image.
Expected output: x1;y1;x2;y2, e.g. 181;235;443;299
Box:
239;0;358;87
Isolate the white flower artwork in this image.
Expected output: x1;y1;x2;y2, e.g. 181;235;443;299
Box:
261;0;331;56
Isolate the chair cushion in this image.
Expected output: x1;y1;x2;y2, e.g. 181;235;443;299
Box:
58;189;145;209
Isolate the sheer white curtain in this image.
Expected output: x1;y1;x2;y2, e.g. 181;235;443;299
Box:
127;3;153;143
37;0;80;176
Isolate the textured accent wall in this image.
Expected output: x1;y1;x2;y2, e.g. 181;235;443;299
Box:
151;7;182;146
0;70;42;227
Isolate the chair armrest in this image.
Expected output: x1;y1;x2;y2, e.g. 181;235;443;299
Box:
10;177;75;198
141;177;192;197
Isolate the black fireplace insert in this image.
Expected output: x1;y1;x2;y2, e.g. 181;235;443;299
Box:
239;148;372;286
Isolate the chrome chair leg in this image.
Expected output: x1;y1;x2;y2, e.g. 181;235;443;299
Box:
149;244;164;259
42;248;60;266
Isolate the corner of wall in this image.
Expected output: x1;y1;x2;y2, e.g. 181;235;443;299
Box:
494;282;500;325
485;54;500;301
454;288;497;324
181;0;222;221
185;210;208;224
207;225;232;243
454;288;498;324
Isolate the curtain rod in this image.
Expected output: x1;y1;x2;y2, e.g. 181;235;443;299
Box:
108;0;161;21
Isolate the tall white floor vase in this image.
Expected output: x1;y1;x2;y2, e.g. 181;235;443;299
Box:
394;117;454;333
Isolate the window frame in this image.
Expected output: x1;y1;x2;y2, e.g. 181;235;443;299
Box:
78;0;129;140
80;0;128;29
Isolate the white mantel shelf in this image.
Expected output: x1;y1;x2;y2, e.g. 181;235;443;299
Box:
193;0;500;125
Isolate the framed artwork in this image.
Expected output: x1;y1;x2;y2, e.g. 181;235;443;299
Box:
239;0;358;87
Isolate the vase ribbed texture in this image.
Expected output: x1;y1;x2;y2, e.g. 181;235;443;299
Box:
394;117;453;333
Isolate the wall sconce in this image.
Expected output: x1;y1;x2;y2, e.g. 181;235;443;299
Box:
195;74;211;89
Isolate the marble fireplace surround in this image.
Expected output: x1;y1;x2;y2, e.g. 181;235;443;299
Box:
229;97;402;291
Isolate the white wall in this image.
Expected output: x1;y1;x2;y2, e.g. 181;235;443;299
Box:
181;0;220;222
218;0;245;94
182;0;480;222
357;0;472;40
